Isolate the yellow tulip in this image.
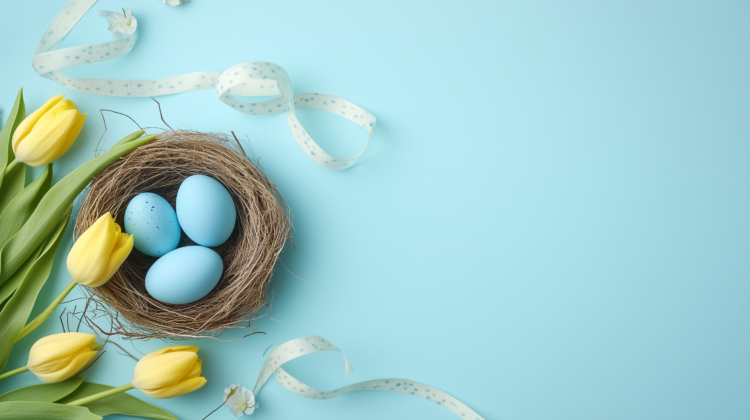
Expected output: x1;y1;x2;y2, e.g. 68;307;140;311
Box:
12;95;86;167
67;212;133;288
27;332;99;383
132;346;207;399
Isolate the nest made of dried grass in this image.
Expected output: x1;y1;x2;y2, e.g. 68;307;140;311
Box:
75;131;290;339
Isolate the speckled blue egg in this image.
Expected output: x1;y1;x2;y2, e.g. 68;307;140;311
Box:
176;175;237;247
145;246;224;305
124;193;181;257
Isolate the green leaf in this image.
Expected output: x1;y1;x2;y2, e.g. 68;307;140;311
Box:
0;165;51;251
0;88;25;199
0;206;71;371
57;383;178;420
0;89;25;159
0;130;155;286
113;129;146;147
0;401;101;420
0;165;51;306
0;377;85;403
0;241;44;309
0;160;26;217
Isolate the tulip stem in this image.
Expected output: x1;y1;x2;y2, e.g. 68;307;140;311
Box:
4;159;20;176
16;279;78;342
0;365;29;381
67;382;134;406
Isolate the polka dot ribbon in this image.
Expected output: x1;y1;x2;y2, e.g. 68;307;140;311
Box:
32;0;376;170
252;336;485;419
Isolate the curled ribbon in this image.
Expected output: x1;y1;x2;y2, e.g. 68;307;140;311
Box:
32;0;376;170
252;336;485;419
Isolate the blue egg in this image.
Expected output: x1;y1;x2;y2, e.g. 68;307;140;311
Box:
146;246;224;305
124;193;181;257
176;175;237;247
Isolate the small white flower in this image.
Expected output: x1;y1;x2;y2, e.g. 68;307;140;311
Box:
96;8;137;37
162;0;188;6
224;384;256;418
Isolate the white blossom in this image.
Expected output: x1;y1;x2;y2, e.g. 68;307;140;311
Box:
224;384;256;417
162;0;188;6
96;8;137;37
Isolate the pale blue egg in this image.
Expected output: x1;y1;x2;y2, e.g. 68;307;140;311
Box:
124;193;181;257
145;246;224;305
176;175;237;247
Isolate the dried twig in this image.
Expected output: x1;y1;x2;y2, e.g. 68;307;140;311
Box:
150;98;174;131
97;109;143;153
230;131;247;157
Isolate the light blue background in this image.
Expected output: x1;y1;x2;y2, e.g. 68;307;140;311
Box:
1;1;749;419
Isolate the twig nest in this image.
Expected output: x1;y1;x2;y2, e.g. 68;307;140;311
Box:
75;131;290;339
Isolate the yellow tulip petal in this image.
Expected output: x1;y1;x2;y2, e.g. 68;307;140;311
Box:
12;95;64;149
133;352;198;389
67;213;118;286
27;332;96;369
29;345;95;374
29;354;75;375
139;346;199;363
182;359;202;380
14;109;77;167
34;101;77;130
88;232;133;288
47;99;77;113
49;111;85;162
140;377;207;399
30;107;77;145
32;351;97;384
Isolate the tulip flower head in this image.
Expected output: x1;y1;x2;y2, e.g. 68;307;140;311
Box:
12;95;86;167
133;346;207;399
27;332;99;383
67;212;133;288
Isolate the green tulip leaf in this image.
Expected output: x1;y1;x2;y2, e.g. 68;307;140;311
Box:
57;382;178;420
0;165;51;252
113;129;147;147
0;165;52;306
0;377;85;403
0;160;27;217
0;241;44;310
0;89;25;159
0;401;101;420
0;88;26;209
0;206;71;372
0;130;155;286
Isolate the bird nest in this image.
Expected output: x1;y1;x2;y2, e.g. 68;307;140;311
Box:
75;131;290;339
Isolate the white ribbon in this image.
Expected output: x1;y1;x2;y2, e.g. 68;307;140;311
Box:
253;336;485;419
33;0;377;170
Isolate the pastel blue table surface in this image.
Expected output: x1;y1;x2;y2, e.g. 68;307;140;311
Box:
1;1;749;419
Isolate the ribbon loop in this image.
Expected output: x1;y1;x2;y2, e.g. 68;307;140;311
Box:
254;336;485;420
33;0;377;170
